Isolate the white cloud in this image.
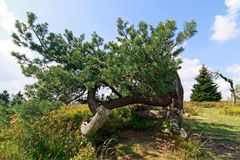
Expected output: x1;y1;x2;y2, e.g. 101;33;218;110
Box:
211;0;240;42
211;15;240;42
226;64;240;83
225;0;240;14
0;40;35;94
226;64;240;75
0;0;17;34
0;0;34;94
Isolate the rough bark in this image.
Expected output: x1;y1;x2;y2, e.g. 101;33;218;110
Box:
81;106;111;136
87;86;99;114
169;73;184;129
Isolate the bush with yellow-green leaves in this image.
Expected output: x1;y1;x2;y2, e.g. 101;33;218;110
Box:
0;101;93;160
220;106;240;115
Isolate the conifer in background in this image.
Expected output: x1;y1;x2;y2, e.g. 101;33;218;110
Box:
0;90;10;104
191;65;221;101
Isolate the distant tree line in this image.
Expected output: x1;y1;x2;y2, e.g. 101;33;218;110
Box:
0;90;25;105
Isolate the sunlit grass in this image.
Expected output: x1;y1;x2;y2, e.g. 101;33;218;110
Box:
184;106;240;142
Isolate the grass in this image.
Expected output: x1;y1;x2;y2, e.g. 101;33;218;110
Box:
184;106;240;159
220;106;240;115
115;103;240;159
114;129;217;160
184;107;240;142
116;140;142;158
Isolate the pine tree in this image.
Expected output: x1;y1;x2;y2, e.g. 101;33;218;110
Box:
191;65;221;101
0;90;10;104
11;12;197;135
12;12;197;107
12;91;25;105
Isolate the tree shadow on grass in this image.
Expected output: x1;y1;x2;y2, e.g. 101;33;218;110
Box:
116;140;143;159
184;118;240;142
184;118;240;159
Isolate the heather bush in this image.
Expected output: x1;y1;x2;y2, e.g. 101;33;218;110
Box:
14;100;62;120
184;102;202;116
70;143;96;160
13;104;92;159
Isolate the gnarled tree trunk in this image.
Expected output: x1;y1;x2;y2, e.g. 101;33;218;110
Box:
81;73;184;136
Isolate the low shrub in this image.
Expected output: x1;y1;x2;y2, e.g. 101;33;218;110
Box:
127;111;166;130
0;107;14;128
185;101;239;108
220;106;240;115
184;102;202;116
183;101;239;116
1;103;169;159
104;106;166;132
0;101;14;128
103;106;132;132
14;100;62;120
70;143;96;160
0;124;29;159
10;104;92;160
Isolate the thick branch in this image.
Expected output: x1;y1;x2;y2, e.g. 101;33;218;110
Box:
218;74;234;88
103;95;171;109
215;72;236;104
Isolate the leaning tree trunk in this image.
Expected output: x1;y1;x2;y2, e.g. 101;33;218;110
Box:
80;73;184;136
81;106;111;136
80;94;171;136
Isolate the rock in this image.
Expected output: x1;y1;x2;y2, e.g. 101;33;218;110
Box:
184;113;191;117
180;128;188;138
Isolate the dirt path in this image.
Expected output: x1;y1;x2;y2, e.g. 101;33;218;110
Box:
115;130;178;160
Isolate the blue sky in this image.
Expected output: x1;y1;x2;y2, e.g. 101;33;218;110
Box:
1;0;240;100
